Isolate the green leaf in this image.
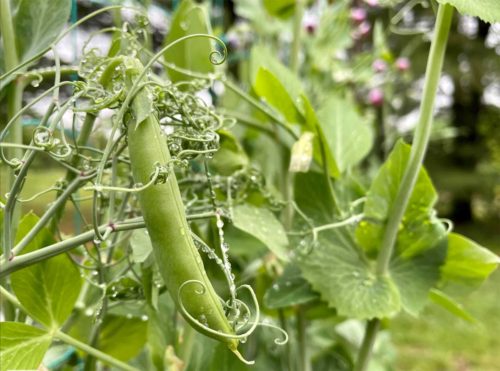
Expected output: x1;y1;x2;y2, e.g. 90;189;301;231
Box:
298;230;401;319
294;171;336;225
295;168;444;318
436;0;500;24
254;67;303;124
210;130;249;175
263;0;295;19
13;0;71;63
163;0;215;83
11;213;82;328
356;140;446;259
250;44;304;115
302;95;340;179
130;229;153;263
429;289;477;323
441;233;500;286
232;204;289;261
98;315;148;361
264;264;319;309
317;95;374;173
390;238;447;316
0;322;52;371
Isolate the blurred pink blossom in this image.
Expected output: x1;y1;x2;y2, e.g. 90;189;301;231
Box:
395;57;411;71
368;88;384;107
372;59;387;72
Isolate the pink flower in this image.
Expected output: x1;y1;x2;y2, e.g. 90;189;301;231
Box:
365;0;379;7
351;8;367;23
353;21;371;39
368;88;384;107
303;13;319;35
372;59;387;73
395;57;411;71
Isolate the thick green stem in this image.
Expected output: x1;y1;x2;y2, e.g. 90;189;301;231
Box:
375;3;453;275
354;319;380;371
290;0;304;73
1;0;24;258
54;331;139;371
296;306;310;371
0;212;212;277
356;4;454;370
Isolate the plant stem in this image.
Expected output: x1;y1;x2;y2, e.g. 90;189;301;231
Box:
354;319;380;371
296;306;310;371
54;331;139;371
375;3;453;275
1;0;24;259
355;4;454;371
0;212;212;277
290;0;304;73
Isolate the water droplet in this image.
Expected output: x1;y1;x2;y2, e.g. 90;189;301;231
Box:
141;315;149;321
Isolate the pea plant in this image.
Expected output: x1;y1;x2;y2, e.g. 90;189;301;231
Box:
0;0;499;370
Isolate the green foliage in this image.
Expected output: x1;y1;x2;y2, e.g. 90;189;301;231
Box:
164;0;215;82
130;229;153;263
10;213;82;329
232;203;289;261
98;315;148;361
264;264;319;309
12;0;71;63
250;44;304;117
210;130;249;175
0;322;52;371
263;0;296;19
441;233;500;289
254;67;303;124
437;0;500;23
316;95;374;173
356;140;446;259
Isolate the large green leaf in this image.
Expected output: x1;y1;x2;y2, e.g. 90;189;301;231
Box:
98;315;148;361
232;204;289;261
441;233;500;287
163;0;215;83
0;322;52;371
11;213;82;329
356;140;446;259
254;67;303;124
437;0;500;24
317;95;374;173
298;229;401;319
295;164;445;318
13;0;71;63
390;238;447;315
250;44;304;117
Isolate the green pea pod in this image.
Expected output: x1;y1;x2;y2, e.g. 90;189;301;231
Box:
124;58;239;352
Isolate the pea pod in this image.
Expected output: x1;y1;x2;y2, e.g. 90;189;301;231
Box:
124;58;239;352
